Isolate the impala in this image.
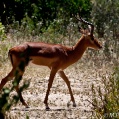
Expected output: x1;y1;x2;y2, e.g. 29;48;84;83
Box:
0;16;102;110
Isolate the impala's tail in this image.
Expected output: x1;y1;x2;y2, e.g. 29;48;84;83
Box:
8;50;14;67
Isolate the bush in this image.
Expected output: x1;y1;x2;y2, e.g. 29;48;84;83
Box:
0;62;30;118
90;67;119;119
0;23;6;41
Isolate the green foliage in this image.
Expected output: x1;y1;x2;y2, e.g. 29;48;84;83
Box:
0;23;6;41
0;0;92;32
90;67;119;119
91;0;119;61
0;61;30;118
92;0;119;38
0;42;12;65
0;81;29;118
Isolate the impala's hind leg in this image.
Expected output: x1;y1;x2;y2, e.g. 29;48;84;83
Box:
0;52;20;91
15;81;28;107
13;60;29;107
0;68;15;91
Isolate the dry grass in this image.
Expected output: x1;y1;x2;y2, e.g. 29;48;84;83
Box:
1;60;112;118
0;34;113;119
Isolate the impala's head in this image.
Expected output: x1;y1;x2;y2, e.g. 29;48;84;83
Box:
75;15;102;50
81;30;102;50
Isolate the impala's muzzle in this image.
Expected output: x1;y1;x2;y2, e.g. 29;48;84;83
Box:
94;40;102;49
99;44;102;49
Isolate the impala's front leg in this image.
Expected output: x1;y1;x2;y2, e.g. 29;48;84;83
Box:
44;68;57;110
58;70;76;107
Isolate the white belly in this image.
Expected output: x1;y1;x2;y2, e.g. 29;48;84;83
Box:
30;56;58;67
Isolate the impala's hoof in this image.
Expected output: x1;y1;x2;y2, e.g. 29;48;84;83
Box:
45;106;50;111
23;103;29;108
25;106;30;108
73;102;76;107
67;102;70;107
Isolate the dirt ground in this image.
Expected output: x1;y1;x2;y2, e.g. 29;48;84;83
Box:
0;58;111;119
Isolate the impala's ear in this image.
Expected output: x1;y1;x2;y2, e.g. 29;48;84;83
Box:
78;25;90;35
82;29;90;35
78;28;90;35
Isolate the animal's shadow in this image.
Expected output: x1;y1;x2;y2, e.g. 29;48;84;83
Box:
12;107;74;112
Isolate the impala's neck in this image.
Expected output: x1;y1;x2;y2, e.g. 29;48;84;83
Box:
68;35;87;63
74;35;87;50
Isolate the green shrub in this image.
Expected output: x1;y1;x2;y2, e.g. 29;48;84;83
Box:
0;23;6;41
0;62;30;118
90;67;119;119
